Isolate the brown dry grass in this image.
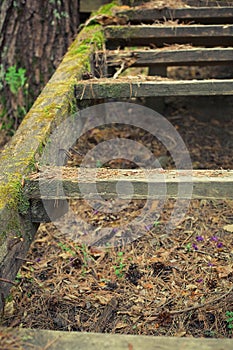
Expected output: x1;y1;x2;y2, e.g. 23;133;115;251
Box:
2;116;233;338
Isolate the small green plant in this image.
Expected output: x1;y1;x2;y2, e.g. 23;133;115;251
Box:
5;65;27;94
153;220;160;226
58;242;76;256
96;160;102;168
75;244;94;275
185;242;192;252
15;272;22;283
113;251;126;278
53;9;68;20
225;311;233;333
203;330;216;338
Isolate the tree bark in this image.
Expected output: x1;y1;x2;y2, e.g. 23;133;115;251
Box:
0;0;80;128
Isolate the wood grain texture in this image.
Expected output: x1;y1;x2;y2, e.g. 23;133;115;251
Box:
6;327;233;350
25;168;233;222
75;79;233;99
105;48;233;67
104;24;233;47
118;7;233;24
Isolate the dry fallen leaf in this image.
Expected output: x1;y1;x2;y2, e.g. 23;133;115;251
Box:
216;265;233;278
223;224;233;233
174;330;186;337
115;322;128;330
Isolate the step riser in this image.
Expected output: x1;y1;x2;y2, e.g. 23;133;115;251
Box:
74;80;233;100
25;168;233;223
103;49;233;68
118;8;233;25
104;25;233;48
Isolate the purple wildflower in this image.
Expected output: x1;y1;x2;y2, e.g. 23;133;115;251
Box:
208;262;214;267
196;236;204;242
217;242;223;248
196;278;203;283
211;236;218;242
192;243;199;251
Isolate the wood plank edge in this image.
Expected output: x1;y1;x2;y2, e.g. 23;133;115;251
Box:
2;327;233;350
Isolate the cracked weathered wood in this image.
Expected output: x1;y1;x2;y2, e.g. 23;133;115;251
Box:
117;7;233;24
104;24;233;48
75;79;233;99
24;168;233;222
105;48;233;67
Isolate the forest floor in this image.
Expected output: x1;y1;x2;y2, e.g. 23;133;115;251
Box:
1;94;233;339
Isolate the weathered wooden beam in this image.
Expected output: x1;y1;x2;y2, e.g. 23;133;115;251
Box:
104;24;233;47
74;79;233;99
117;7;233;24
25;168;233;200
0;24;103;310
105;48;233;67
5;327;233;350
121;0;233;6
185;0;233;6
24;168;233;223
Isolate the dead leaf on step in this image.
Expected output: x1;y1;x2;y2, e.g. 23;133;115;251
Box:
86;14;127;27
174;330;186;337
115;322;128;330
223;224;233;233
216;265;233;278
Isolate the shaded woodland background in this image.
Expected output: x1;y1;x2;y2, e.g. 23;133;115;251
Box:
0;0;80;132
0;0;146;135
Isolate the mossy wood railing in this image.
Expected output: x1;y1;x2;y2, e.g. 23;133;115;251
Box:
0;19;104;311
0;1;233;348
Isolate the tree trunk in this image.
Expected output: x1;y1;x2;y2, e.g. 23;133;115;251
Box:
0;0;80;129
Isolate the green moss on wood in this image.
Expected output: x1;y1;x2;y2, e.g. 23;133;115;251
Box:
0;176;29;214
0;1;110;224
93;1;119;16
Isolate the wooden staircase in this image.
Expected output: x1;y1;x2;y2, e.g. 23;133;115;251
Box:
0;1;233;348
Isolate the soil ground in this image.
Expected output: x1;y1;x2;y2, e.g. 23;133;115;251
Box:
1;96;233;339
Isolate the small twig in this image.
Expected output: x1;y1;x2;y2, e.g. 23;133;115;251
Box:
59;148;73;160
42;336;61;350
0;277;17;286
113;61;126;79
69;147;83;156
80;84;86;100
1;292;5;319
15;256;34;263
150;286;233;316
195;250;215;257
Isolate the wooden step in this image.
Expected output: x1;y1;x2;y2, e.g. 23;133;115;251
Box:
104;47;233;68
104;24;233;48
4;327;233;350
25;167;233;222
185;0;233;6
121;0;233;7
117;7;233;24
75;79;233;99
